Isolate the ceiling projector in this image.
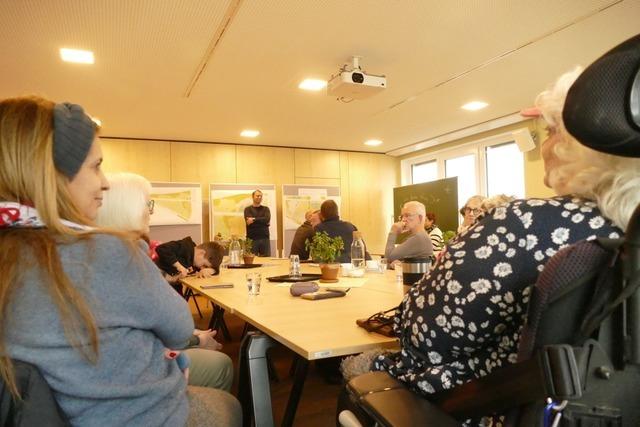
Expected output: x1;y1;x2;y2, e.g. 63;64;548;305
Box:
327;56;387;100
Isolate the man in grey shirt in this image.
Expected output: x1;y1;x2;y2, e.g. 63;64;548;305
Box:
384;201;433;263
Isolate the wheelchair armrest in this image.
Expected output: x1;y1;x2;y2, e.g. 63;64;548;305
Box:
346;372;458;427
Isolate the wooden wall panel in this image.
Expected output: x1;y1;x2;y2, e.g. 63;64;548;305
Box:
294;177;341;187
101;139;171;181
293;149;340;179
344;152;398;255
100;138;399;252
170;142;237;241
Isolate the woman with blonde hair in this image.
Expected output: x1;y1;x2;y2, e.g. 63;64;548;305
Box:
0;96;240;426
341;66;640;426
97;172;234;393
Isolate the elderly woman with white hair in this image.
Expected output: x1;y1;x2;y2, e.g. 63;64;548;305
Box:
96;172;234;394
384;200;433;263
341;66;640;427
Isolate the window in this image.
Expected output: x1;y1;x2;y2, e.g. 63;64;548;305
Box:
401;129;527;210
445;154;476;210
485;142;525;198
412;160;437;184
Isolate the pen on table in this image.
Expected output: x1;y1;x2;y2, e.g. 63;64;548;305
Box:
200;284;234;289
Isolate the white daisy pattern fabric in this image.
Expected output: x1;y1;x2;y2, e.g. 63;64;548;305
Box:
373;196;621;426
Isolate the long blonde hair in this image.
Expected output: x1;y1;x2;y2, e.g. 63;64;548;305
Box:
0;96;99;396
536;68;640;230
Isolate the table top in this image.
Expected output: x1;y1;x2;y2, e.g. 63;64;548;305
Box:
181;258;404;359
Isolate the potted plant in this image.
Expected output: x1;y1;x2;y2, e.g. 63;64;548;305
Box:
305;231;344;281
241;237;255;264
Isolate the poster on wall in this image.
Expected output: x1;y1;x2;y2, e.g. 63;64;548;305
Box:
281;184;340;257
209;184;277;256
149;182;203;244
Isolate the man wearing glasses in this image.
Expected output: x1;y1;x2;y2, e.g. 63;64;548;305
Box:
384;201;433;263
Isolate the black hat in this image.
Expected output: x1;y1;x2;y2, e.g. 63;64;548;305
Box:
563;34;640;157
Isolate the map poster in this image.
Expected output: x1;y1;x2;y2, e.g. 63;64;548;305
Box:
149;182;202;226
282;184;340;257
209;184;277;255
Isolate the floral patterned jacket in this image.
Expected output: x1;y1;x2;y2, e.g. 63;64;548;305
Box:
373;196;621;426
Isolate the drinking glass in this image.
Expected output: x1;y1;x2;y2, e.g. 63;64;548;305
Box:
246;272;262;295
289;254;301;278
378;259;388;274
394;262;403;282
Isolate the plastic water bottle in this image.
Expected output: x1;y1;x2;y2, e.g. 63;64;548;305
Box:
350;231;366;276
229;235;242;266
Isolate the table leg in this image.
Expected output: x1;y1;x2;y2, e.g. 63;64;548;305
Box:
238;332;277;427
281;355;309;427
208;304;232;341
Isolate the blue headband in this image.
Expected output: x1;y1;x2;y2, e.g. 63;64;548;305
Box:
52;102;95;178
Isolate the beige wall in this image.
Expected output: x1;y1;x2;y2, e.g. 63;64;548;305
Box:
101;139;399;255
399;119;555;199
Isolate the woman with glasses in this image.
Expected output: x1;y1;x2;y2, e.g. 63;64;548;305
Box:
457;195;486;234
96;173;236;391
384;201;433;263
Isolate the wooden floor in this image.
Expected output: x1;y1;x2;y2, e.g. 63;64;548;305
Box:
188;296;343;427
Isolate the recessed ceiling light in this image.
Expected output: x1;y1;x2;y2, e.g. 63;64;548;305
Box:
461;101;488;111
298;79;327;91
364;139;383;146
240;129;260;138
60;48;94;64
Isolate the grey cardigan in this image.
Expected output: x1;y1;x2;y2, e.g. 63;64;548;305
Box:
384;230;434;263
6;234;193;426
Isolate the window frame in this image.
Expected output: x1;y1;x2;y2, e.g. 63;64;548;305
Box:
400;129;526;198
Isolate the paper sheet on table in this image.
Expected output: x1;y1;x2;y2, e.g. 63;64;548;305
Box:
273;277;367;288
318;277;367;288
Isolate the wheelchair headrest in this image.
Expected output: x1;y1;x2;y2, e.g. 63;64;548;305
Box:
563;33;640;158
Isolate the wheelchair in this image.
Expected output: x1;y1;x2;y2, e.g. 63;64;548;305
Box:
339;33;640;427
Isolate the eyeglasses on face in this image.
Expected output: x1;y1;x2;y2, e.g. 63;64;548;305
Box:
464;207;482;215
398;213;417;220
147;199;155;214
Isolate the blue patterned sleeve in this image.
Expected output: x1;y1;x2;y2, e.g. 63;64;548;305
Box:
376;197;621;398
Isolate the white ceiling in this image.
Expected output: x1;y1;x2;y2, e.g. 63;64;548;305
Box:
1;0;638;155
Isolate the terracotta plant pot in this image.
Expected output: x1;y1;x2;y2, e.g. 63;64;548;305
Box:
243;255;255;265
319;263;340;281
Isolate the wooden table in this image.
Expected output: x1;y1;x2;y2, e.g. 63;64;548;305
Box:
181;258;404;426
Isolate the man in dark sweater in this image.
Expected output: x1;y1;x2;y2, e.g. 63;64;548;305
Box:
289;209;318;259
244;190;271;256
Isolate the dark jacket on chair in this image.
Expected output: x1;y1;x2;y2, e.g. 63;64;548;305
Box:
0;360;69;426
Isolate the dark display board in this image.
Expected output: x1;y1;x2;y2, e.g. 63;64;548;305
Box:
393;177;459;234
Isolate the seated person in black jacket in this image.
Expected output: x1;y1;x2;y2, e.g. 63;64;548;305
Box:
314;200;371;263
155;236;224;293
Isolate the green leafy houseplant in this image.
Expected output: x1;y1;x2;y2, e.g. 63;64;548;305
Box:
305;232;344;264
242;237;254;255
442;230;456;245
241;237;255;264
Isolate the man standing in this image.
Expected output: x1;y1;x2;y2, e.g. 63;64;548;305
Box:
244;190;271;256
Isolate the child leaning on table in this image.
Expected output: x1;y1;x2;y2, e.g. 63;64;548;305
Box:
155;236;225;285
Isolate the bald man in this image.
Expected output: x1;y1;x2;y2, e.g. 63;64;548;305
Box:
289;209;317;259
384;201;433;263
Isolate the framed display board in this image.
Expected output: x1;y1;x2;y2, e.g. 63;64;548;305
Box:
209;184;277;256
281;184;340;257
149;182;203;244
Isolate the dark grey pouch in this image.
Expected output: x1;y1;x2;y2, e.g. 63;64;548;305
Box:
290;281;320;296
